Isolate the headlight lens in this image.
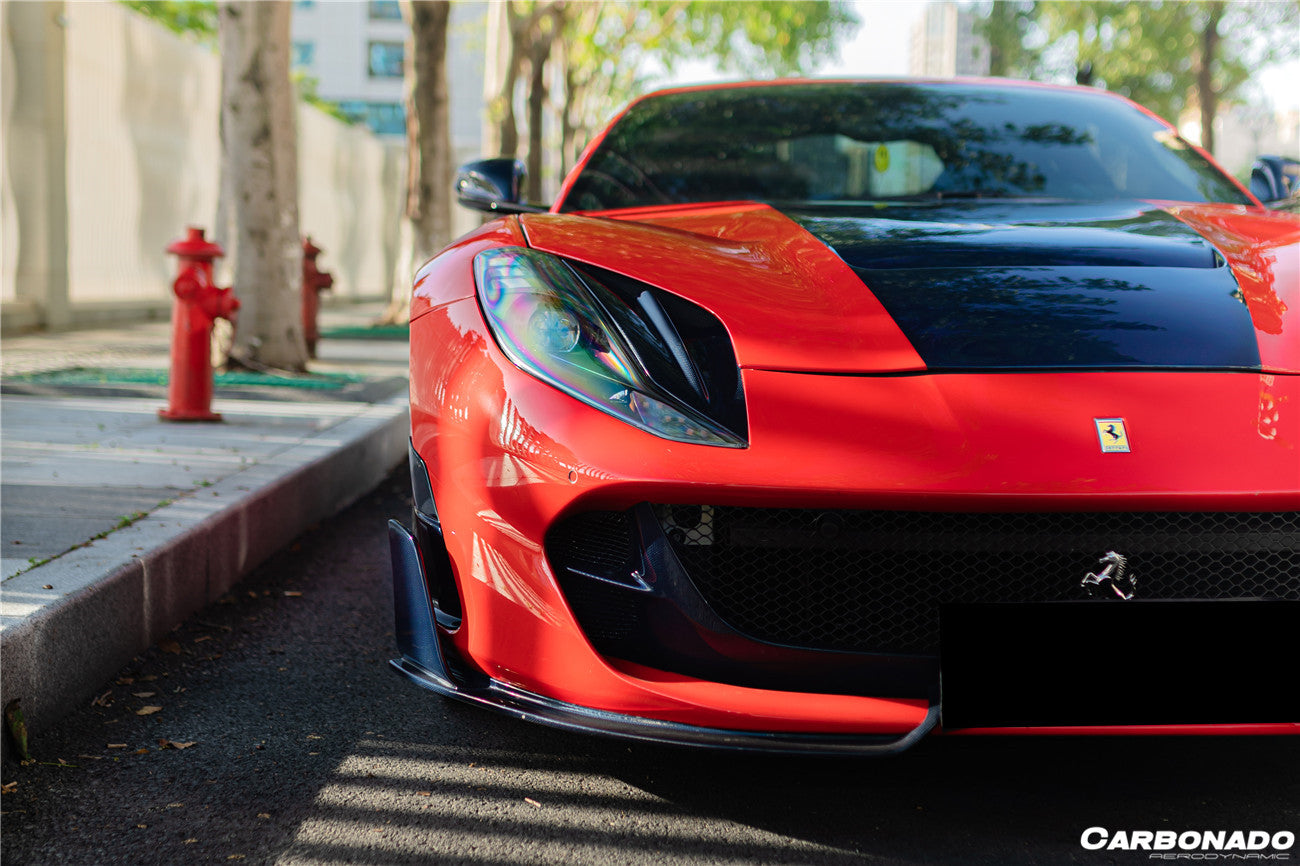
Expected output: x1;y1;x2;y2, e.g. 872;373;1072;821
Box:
474;247;746;447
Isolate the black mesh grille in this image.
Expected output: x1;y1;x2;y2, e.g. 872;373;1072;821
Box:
548;510;637;580
657;507;1300;654
547;511;645;645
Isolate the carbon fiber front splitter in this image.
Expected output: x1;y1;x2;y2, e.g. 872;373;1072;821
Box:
388;656;940;756
388;519;939;756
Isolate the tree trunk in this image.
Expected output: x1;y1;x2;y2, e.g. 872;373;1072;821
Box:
217;0;306;371
525;32;552;203
496;1;528;158
560;60;577;178
1197;1;1224;155
383;0;452;325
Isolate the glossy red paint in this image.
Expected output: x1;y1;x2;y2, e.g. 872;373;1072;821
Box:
399;80;1298;744
410;301;933;733
409;218;526;319
408;279;1297;731
521;206;926;374
1167;203;1300;373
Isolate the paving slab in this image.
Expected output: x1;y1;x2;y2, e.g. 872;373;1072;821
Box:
0;304;412;751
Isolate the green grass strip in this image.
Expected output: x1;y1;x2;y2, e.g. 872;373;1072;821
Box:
8;367;362;390
317;325;410;340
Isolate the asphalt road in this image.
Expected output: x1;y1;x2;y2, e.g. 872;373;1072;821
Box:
3;468;1297;866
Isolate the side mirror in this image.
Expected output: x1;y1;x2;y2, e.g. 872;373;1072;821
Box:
1249;155;1299;208
454;158;546;214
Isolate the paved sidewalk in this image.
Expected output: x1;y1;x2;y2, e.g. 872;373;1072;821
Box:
0;304;410;750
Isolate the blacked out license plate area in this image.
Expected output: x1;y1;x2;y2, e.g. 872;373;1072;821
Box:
940;600;1299;729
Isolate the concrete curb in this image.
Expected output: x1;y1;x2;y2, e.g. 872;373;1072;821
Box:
0;396;409;753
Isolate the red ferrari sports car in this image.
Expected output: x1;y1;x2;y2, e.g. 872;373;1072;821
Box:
388;79;1299;754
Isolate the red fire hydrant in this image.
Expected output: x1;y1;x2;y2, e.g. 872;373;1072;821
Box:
301;236;333;359
159;227;240;422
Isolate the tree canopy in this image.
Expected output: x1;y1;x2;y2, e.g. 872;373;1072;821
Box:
975;0;1299;153
121;0;218;42
489;1;859;189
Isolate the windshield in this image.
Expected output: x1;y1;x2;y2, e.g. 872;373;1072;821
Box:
560;82;1251;212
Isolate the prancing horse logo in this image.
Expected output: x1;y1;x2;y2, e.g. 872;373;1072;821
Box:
1093;418;1131;453
1081;551;1136;600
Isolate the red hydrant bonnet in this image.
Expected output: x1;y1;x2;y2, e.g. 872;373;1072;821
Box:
167;226;224;260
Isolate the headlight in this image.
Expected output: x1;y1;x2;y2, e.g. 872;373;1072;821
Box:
474;247;747;447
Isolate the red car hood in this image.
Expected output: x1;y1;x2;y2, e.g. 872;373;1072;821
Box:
520;201;1299;375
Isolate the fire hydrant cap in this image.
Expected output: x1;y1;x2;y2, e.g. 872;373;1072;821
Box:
167;226;225;260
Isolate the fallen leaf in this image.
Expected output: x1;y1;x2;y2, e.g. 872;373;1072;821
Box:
76;754;104;761
107;743;128;749
306;734;322;740
257;813;270;819
133;692;156;699
42;584;53;590
416;791;432;797
283;591;303;597
91;691;113;707
136;706;162;716
228;855;245;861
157;739;196;750
168;802;184;808
525;797;542;808
135;748;149;755
159;640;181;655
1;782;16;794
184;838;198;844
137;824;147;829
116;677;135;685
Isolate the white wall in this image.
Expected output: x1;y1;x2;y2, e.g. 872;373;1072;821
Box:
1;1;403;333
63;1;223;307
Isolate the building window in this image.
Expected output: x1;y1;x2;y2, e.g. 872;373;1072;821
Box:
338;101;407;137
368;41;404;78
291;41;315;68
369;1;402;21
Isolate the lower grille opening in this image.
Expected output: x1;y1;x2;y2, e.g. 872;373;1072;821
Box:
657;508;1300;654
547;510;647;649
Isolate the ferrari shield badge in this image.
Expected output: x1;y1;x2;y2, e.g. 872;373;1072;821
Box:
1093;418;1131;453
